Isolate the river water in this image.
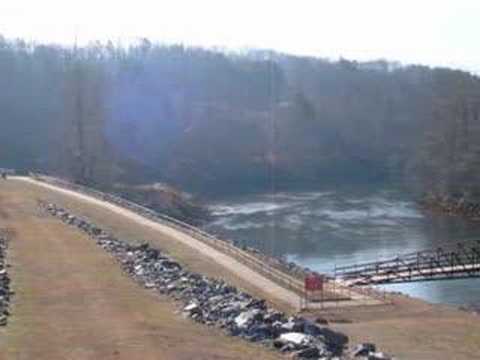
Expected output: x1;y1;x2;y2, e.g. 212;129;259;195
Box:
205;187;480;306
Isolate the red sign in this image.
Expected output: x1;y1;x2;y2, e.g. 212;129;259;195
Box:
304;274;324;291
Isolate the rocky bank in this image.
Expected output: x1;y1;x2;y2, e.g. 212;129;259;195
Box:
114;182;211;226
421;194;480;220
40;202;392;360
0;230;11;327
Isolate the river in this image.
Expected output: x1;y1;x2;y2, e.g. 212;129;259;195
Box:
205;186;480;306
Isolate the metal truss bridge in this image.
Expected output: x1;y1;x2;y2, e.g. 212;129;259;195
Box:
334;240;480;286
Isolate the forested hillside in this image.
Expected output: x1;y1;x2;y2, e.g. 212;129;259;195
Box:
1;36;479;200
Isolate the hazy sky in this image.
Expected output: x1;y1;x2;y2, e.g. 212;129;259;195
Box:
1;0;479;73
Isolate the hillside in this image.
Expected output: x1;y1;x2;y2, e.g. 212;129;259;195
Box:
1;36;479;199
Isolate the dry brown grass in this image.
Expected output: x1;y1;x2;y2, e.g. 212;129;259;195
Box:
322;295;480;360
0;181;281;360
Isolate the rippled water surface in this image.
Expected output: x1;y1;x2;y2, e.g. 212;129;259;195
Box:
206;187;480;305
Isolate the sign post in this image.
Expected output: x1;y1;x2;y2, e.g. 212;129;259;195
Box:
304;273;324;309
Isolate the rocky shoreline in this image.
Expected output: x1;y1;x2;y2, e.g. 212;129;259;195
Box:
0;230;11;327
40;202;392;360
421;194;480;220
114;182;212;226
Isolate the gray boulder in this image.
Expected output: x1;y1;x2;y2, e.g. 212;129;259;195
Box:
352;343;376;357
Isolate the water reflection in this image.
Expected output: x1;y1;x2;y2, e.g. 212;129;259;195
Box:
206;187;480;305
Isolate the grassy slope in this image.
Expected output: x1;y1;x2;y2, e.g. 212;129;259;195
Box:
0;181;280;359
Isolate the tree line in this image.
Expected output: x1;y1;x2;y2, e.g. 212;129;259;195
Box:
1;35;479;200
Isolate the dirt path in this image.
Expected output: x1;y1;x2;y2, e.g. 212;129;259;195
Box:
0;181;280;360
17;177;303;310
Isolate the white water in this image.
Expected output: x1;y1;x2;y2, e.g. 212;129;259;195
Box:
206;187;480;306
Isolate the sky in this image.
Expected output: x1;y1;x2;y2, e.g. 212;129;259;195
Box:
1;0;479;73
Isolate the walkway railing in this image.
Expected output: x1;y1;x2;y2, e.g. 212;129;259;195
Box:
335;241;480;285
29;174;308;299
29;173;394;308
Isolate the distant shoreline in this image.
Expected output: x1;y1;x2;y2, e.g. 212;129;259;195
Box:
420;195;480;221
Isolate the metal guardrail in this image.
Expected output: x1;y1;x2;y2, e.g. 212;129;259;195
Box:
0;169;15;176
335;241;480;285
29;174;306;297
28;174;396;308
